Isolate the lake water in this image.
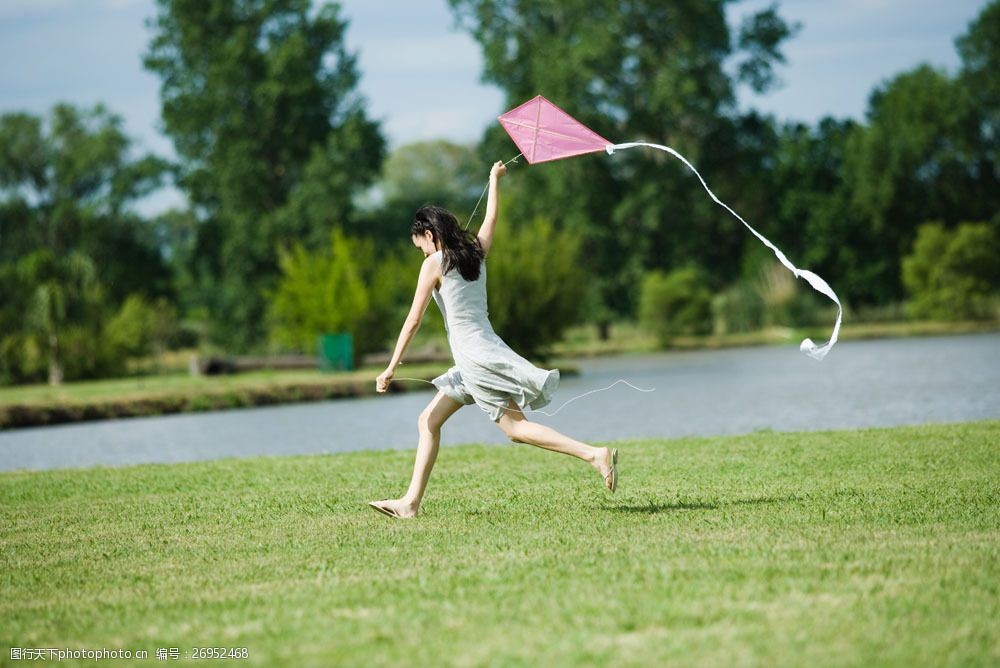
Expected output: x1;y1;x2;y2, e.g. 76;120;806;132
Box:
1;333;998;473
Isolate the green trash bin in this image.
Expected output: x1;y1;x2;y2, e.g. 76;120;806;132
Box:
318;333;353;372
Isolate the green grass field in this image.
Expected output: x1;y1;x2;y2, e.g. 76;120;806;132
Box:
2;421;998;667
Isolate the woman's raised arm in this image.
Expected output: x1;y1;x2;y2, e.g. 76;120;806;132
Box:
476;160;506;257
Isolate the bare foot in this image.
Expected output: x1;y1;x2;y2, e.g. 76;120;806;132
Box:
369;498;419;519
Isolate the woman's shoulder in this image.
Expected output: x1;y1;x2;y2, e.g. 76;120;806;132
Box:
430;250;446;275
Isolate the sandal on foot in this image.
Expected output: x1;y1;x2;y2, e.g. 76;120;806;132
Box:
604;448;618;493
368;500;403;519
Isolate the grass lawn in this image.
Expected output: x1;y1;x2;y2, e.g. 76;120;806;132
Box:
1;421;998;667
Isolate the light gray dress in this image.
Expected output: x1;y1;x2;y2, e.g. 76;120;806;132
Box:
429;249;559;422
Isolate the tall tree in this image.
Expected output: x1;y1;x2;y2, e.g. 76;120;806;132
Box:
19;250;98;386
359;140;484;245
760;118;873;303
838;60;999;303
956;0;1000;206
755;1;1000;307
0;104;171;384
144;0;386;350
448;0;798;326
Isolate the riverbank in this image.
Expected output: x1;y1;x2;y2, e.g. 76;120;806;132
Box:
0;361;584;431
2;420;996;666
0;364;450;430
550;318;1000;357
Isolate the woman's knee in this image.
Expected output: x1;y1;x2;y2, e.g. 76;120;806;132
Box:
417;409;441;434
498;416;527;443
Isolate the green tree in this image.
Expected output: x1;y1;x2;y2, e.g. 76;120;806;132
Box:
832;0;1000;306
267;227;416;364
360;140;484;245
759;118;875;303
711;282;764;334
0;104;172;384
957;0;1000;169
268;227;368;353
448;0;798;328
18;250;98;386
144;0;386;350
486;216;588;359
755;0;1000;311
639;266;714;346
350;242;425;358
0;106;170;290
839;65;994;303
105;295;179;367
902;222;1000;320
0;264;31;384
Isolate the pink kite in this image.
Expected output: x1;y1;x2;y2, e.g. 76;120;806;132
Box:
497;95;611;164
496;95;843;361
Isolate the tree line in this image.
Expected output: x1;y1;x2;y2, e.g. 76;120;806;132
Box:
1;0;998;385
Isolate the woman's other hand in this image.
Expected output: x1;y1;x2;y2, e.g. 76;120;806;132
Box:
490;160;506;181
375;367;394;393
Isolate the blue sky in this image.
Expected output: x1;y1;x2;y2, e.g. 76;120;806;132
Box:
0;0;988;214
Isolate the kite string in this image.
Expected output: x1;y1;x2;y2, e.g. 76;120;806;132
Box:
464;153;523;230
606;141;843;361
389;376;654;418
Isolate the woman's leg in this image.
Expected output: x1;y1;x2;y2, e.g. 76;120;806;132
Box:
496;398;615;488
371;391;463;517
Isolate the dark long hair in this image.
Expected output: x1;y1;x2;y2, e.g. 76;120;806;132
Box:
411;205;484;282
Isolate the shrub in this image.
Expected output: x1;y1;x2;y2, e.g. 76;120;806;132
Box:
0;332;41;385
352;240;437;357
0;258;181;385
267;219;588;364
0;266;39;384
57;324;127;380
752;261;826;328
639;267;713;345
267;227;424;365
902;222;1000;320
267;227;370;359
105;295;178;359
485;216;588;359
712;283;765;334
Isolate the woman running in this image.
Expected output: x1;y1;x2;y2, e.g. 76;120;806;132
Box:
369;160;617;519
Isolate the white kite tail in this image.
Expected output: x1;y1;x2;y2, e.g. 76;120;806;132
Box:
606;141;842;361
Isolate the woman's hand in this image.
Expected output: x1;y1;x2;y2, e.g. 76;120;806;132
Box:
490;160;506;181
375;367;395;393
